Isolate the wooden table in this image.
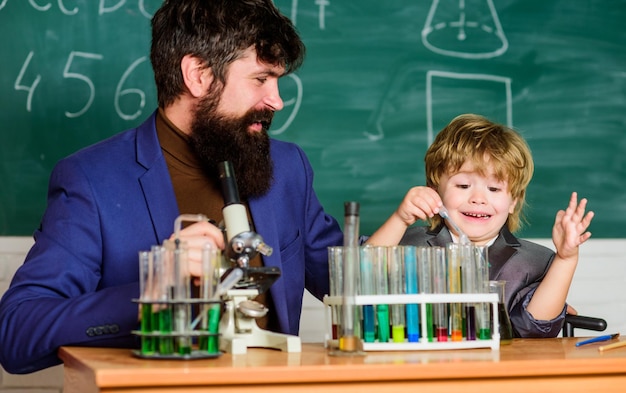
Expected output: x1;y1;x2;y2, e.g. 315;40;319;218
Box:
60;338;626;393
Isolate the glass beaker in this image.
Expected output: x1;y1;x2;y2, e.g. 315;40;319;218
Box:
489;280;513;345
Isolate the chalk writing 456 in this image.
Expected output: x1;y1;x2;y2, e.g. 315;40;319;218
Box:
14;50;149;121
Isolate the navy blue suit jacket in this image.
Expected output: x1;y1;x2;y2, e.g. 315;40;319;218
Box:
0;112;343;374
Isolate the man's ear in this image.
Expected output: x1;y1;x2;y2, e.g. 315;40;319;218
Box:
180;54;213;98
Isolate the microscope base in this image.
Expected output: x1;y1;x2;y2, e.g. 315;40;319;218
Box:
219;289;301;355
220;324;302;355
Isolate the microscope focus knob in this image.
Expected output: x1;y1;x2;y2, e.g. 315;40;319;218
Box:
237;300;268;319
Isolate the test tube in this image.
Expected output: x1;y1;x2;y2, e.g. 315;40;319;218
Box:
474;245;491;340
388;246;406;343
199;243;220;353
338;201;361;353
153;245;173;355
373;246;390;343
489;280;514;344
461;244;477;340
432;246;448;342
139;250;154;355
403;246;420;342
417;246;433;342
359;246;376;343
446;243;463;341
328;246;343;341
168;239;192;355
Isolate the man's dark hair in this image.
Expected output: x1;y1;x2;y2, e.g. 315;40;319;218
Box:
151;0;305;108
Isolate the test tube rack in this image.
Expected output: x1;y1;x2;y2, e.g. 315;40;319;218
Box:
131;298;223;360
323;292;500;351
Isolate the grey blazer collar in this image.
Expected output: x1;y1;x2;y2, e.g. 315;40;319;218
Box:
425;224;521;278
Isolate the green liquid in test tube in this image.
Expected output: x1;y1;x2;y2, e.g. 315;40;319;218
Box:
207;305;221;353
373;246;390;343
150;304;160;351
199;244;220;354
170;241;192;356
474;245;491;340
158;307;174;354
138;250;154;355
140;304;153;354
153;245;174;355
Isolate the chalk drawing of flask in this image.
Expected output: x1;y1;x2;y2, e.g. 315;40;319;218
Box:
421;0;508;59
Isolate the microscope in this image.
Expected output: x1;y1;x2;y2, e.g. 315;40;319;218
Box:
217;161;301;355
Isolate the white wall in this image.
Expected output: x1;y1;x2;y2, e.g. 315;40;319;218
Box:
0;237;63;391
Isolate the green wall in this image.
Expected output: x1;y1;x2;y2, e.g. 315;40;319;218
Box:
1;0;624;238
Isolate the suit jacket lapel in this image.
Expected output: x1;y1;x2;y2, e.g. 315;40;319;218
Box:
248;196;290;330
425;225;453;247
487;228;520;279
136;113;179;244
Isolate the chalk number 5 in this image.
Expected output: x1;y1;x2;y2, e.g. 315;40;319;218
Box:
63;51;104;118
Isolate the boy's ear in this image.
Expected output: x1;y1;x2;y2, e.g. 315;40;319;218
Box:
509;197;519;214
180;54;214;98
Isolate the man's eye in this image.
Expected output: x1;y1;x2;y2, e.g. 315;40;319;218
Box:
256;77;267;83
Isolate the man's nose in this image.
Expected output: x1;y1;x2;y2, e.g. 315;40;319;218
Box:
263;80;284;111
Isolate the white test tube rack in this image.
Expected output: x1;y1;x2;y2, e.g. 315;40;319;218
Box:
323;292;500;351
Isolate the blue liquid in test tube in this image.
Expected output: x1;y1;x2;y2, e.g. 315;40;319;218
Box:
404;246;420;342
360;247;376;343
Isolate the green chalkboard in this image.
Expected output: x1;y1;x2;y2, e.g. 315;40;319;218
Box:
1;0;625;238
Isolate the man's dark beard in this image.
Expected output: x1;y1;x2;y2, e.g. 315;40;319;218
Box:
188;94;274;200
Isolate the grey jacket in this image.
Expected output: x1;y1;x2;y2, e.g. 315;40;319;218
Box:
399;224;566;338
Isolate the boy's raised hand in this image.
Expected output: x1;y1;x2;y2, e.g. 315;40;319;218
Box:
552;192;594;261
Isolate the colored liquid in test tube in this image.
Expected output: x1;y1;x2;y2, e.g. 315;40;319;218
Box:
169;240;192;355
432;246;448;342
373;246;390;343
417;246;434;342
139;250;154;355
446;243;463;341
359;247;376;343
388;246;405;343
461;244;477;340
404;246;420;342
152;245;174;355
338;201;362;353
328;247;343;341
474;245;491;340
199;244;220;354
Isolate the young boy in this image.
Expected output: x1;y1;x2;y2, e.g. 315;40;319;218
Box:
367;113;594;337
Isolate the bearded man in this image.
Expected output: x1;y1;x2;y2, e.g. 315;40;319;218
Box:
0;0;343;374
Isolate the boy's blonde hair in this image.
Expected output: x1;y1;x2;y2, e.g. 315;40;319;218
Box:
425;114;534;233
